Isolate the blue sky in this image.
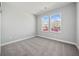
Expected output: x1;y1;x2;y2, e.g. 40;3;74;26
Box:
51;15;61;21
42;14;61;23
42;16;49;23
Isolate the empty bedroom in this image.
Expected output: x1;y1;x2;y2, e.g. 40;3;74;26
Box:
0;2;79;56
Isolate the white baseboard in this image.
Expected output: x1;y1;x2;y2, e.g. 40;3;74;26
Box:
76;45;79;50
1;34;79;51
1;35;35;46
37;35;77;46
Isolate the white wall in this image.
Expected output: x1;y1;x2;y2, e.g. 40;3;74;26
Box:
1;3;36;44
37;3;76;44
77;3;79;47
0;13;1;55
0;4;1;55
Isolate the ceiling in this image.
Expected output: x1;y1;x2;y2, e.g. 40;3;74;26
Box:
2;2;73;15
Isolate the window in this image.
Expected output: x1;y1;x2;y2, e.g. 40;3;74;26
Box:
41;10;61;33
50;13;61;32
41;16;49;32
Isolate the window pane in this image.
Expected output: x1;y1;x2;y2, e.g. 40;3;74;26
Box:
50;13;61;32
41;16;49;32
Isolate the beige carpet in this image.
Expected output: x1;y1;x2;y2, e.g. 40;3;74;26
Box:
1;36;79;56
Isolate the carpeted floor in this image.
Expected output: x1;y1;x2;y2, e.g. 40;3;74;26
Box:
1;36;79;56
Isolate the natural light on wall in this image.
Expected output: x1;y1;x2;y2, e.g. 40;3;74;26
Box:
41;10;61;32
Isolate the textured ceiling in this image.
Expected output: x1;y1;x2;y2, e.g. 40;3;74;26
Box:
2;2;72;15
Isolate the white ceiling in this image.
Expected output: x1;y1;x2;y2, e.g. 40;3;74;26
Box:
2;2;73;15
